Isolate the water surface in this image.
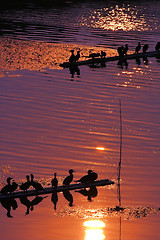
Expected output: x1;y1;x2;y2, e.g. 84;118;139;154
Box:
0;1;160;239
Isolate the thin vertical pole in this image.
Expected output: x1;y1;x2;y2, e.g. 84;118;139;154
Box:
117;99;122;207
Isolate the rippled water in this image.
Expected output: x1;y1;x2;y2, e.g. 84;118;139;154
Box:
0;1;160;240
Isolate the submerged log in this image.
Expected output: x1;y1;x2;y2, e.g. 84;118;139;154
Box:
0;179;114;200
60;50;160;68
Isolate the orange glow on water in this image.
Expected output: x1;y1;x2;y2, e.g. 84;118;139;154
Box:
84;220;106;240
96;147;105;151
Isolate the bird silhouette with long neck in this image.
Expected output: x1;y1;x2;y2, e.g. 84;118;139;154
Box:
30;174;44;191
1;177;13;194
20;175;31;192
51;172;58;188
63;169;74;185
135;42;141;54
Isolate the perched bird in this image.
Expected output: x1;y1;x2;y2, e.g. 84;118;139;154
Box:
10;181;18;193
30;174;44;191
74;50;81;62
89;52;100;60
135;42;141;54
69;50;75;63
155;42;160;51
20;175;31;191
63;169;74;185
51;172;58;188
143;44;149;53
1;177;13;194
76;170;93;183
123;44;128;55
100;51;106;58
90;170;98;181
117;46;124;57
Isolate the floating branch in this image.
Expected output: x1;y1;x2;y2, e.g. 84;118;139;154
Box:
60;50;159;68
0;179;114;200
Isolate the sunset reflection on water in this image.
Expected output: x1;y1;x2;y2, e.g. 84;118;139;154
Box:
84;220;106;240
81;5;150;32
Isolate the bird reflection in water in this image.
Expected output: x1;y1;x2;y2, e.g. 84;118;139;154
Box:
76;186;98;202
63;190;73;207
83;220;105;240
69;65;80;79
20;195;47;215
1;197;18;218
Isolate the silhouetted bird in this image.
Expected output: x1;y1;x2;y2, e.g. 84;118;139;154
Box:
30;174;44;191
143;44;149;53
117;46;124;57
123;44;128;55
135;42;141;54
20;175;31;191
100;51;106;58
51;192;58;210
75;50;81;62
90;170;98;181
1;177;13;194
89;52;100;60
51;172;58;188
155;42;160;51
10;181;18;193
63;190;73;206
76;170;93;183
69;50;75;63
63;169;74;185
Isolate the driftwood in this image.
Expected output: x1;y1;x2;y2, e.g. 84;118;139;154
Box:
0;179;114;200
60;50;160;68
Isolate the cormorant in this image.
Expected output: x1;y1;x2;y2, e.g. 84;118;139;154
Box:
74;50;81;62
123;44;128;55
155;42;160;51
1;177;13;194
117;46;124;57
10;181;18;193
143;44;149;53
76;170;93;183
30;174;44;191
20;175;31;191
100;51;106;58
135;42;141;54
89;52;100;60
51;172;58;188
69;50;75;63
63;169;74;185
90;170;98;181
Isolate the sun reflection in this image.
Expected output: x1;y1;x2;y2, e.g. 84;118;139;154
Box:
96;147;105;151
83;220;106;240
81;5;149;32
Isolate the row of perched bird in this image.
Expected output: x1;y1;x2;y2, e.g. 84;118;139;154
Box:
52;169;98;187
69;42;160;63
69;49;106;63
0;170;98;194
0;174;44;194
118;41;160;57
